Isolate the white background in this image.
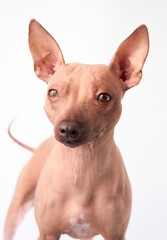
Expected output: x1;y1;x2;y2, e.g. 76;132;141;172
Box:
0;0;167;239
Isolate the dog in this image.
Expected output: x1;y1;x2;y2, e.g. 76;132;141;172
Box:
4;19;149;240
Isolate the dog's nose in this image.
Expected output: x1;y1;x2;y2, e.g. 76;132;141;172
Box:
58;121;84;141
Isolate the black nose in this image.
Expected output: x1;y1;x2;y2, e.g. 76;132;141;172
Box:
58;121;84;142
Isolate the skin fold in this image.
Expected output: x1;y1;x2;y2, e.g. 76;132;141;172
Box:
4;20;149;240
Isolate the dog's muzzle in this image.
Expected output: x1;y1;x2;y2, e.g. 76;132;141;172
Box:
56;121;84;147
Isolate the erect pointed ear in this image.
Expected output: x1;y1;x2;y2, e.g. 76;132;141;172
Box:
29;19;65;83
109;25;149;90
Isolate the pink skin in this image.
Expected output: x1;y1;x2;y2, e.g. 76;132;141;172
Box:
4;19;149;240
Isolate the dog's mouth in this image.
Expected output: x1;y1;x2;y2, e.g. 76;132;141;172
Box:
54;124;110;148
59;137;84;148
63;141;81;148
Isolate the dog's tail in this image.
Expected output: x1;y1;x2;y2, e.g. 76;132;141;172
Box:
8;120;35;152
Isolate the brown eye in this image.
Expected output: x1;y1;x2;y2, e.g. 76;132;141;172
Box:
48;89;59;98
97;93;112;102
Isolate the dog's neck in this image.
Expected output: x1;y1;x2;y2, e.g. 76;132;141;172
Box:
56;131;117;197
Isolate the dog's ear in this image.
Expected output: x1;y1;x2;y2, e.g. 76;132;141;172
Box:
29;19;65;83
109;25;149;90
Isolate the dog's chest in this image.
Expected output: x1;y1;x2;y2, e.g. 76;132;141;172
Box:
34;169;101;238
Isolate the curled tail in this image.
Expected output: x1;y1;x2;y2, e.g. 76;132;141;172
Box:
8;120;35;152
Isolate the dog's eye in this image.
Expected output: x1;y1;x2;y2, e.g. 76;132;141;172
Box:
48;89;59;98
97;93;112;103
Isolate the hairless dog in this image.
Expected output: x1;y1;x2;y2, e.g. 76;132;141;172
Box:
4;20;149;240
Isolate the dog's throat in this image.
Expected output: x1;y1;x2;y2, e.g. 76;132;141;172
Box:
65;143;111;192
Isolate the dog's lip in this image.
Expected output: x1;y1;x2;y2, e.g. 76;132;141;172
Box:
60;139;83;148
54;126;109;147
54;129;106;148
54;134;84;148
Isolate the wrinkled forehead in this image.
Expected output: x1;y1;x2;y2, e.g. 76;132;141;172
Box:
48;63;122;97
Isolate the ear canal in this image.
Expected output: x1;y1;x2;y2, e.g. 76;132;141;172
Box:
109;25;149;90
29;19;65;83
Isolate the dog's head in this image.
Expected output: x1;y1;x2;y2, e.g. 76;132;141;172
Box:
29;19;149;148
